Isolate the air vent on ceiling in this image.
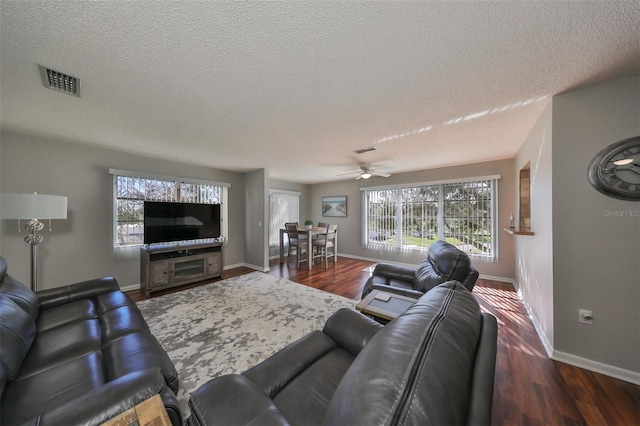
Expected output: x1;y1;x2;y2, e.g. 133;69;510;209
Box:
353;146;378;155
39;65;81;97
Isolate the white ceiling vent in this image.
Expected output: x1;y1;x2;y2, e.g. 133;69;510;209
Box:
39;65;81;97
353;146;378;155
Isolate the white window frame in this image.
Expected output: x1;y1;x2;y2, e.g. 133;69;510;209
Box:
361;175;500;259
110;169;230;248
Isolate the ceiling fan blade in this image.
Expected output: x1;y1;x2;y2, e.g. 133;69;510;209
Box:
336;170;362;176
372;171;391;178
354;174;363;180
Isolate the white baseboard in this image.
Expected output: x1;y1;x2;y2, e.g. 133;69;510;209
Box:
236;262;269;272
552;350;640;385
516;286;554;358
224;261;268;272
120;283;141;292
223;262;247;270
478;274;515;285
515;280;639;385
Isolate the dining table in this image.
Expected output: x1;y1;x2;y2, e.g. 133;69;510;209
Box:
279;226;338;270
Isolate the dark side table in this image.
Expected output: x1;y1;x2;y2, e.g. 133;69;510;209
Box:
356;290;417;324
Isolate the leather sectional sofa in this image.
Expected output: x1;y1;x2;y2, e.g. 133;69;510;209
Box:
361;239;480;299
0;257;182;426
188;280;498;426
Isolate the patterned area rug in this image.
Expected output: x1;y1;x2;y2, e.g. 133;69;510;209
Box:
136;272;357;417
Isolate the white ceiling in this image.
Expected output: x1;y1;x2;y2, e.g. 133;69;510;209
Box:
1;1;639;184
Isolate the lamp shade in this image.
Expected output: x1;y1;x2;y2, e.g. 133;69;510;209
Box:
1;193;67;220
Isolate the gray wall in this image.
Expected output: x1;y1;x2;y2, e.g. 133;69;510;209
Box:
0;130;515;286
0;130;247;289
513;101;555;351
551;75;639;374
243;168;269;271
310;159;516;279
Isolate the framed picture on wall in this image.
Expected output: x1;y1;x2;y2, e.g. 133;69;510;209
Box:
322;196;347;217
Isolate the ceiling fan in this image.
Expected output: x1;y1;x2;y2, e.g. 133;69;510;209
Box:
337;164;392;180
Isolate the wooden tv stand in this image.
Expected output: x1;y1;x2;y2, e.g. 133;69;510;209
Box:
140;240;223;297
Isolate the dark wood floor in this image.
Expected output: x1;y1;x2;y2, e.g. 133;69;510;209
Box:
130;257;640;425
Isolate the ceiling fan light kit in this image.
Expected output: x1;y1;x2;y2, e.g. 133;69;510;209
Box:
337;164;392;180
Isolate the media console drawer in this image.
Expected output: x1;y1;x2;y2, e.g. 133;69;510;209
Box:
141;242;223;297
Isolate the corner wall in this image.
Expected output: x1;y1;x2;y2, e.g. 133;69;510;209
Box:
0;130;247;289
513;101;555;353
551;75;640;378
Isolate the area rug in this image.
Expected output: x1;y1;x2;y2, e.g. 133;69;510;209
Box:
136;272;357;416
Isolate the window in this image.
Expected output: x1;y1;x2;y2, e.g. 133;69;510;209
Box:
110;169;229;247
362;176;499;258
268;189;300;248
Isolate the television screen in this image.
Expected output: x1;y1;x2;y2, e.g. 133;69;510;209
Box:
144;201;221;244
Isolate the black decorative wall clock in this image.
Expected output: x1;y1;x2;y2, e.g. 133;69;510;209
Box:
587;136;640;201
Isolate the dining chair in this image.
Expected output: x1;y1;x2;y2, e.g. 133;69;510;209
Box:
285;222;307;263
312;222;330;249
312;224;338;268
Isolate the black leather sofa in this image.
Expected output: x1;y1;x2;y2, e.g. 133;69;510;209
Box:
0;257;182;426
188;280;497;426
361;239;479;299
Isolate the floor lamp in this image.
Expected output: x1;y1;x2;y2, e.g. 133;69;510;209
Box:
0;192;68;292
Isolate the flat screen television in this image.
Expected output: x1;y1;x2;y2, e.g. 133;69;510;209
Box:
144;201;221;245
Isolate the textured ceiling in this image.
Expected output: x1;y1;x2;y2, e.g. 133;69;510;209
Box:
1;1;639;184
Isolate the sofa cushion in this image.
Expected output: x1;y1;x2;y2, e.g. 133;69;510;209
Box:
1;352;106;425
324;281;482;425
0;296;36;381
20;318;102;379
100;303;152;341
102;332;179;392
0;274;40;320
414;259;447;293
427;239;472;282
36;299;96;334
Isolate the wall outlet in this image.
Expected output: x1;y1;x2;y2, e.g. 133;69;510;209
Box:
579;309;593;324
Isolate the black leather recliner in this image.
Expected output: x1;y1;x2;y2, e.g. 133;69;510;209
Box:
0;257;183;426
361;239;479;299
188;281;498;426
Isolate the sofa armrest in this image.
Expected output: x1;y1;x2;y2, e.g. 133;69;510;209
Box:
323;308;382;356
31;368;182;426
467;313;498;426
189;374;290;426
37;277;120;309
242;331;337;397
371;263;416;283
